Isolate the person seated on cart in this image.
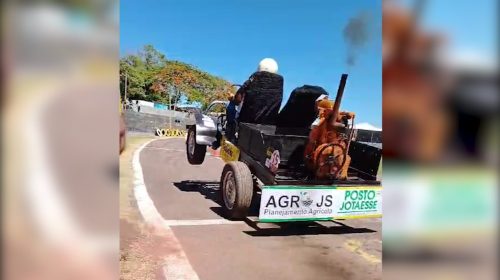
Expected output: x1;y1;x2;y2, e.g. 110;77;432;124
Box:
225;58;284;142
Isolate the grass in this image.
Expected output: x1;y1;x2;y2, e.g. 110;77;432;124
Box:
120;135;161;280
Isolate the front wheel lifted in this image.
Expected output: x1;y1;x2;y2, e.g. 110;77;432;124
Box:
220;161;253;219
186;126;206;165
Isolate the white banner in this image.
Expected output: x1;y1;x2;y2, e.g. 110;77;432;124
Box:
258;186;382;222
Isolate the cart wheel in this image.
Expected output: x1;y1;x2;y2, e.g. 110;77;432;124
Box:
220;161;253;219
186;126;206;165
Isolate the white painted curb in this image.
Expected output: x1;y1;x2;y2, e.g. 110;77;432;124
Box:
132;139;200;280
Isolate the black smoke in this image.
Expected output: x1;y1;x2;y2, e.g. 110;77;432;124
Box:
343;11;373;66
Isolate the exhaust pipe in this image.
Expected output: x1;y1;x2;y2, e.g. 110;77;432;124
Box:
330;73;348;125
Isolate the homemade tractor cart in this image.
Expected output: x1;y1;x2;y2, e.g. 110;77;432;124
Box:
186;74;382;222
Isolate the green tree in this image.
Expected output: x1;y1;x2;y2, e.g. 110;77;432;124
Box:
152;60;234;107
120;54;147;100
120;45;234;107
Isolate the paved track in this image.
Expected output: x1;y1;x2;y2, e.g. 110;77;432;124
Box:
134;138;381;280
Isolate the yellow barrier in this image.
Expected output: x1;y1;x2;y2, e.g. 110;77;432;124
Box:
155;128;187;137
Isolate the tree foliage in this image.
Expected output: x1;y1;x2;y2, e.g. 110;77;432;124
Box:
120;45;234;107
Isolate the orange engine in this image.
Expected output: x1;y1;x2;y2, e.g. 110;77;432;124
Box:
304;99;354;180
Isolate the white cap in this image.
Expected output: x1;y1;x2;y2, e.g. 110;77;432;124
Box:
316;94;328;101
257;58;278;73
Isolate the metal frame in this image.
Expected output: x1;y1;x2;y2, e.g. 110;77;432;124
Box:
239;147;380;189
187;100;229;146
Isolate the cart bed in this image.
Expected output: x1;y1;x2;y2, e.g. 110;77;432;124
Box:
236;122;381;185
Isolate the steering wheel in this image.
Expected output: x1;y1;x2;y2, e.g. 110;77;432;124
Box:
217;114;227;132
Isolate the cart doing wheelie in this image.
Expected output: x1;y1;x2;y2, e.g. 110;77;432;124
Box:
186;74;382;222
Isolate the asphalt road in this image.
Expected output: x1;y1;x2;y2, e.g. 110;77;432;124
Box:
133;138;381;280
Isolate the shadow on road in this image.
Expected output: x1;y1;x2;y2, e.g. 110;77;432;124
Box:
242;219;376;237
173;180;222;204
174;180;377;237
173;180;261;217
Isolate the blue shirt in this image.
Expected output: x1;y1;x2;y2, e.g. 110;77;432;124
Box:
226;100;237;122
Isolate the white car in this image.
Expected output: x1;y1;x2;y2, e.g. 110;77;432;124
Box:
185;100;228;164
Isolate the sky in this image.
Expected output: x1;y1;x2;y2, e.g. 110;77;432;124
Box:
400;0;498;63
121;0;383;127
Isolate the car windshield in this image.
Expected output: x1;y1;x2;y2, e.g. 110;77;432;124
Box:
206;102;226;117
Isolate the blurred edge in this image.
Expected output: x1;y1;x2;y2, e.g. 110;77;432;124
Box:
2;1;119;280
383;0;498;279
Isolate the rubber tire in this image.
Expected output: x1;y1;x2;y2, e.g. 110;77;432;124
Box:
220;161;254;219
186;127;206;165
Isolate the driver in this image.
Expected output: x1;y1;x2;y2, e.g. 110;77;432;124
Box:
234;58;279;113
225;58;279;142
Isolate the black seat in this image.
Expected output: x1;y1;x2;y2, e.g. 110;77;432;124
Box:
237;71;284;125
276;85;328;135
